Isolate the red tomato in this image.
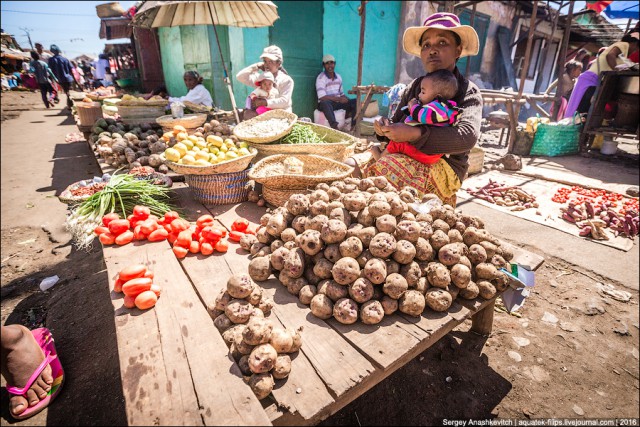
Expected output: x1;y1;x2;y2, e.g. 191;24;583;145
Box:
175;229;193;248
173;245;188;259
201;226;223;242
133;225;147;241
228;230;244;242
200;242;214;256
108;219;131;236
148;228;169;242
170;218;190;233
167;232;178;245
215;239;229;252
164;211;180;223
140;219;159;236
99;232;116;245
196;214;215;228
94;225;109;235
119;264;147;282
133;205;151;220
244;227;257;235
102;213;120;227
232;218;249;232
189;240;201;254
115;230;134;246
114;278;124;293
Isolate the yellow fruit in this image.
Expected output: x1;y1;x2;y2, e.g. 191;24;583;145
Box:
177;132;190;142
206;135;223;147
182;155;196;165
219;144;228;152
224;138;234;146
195;159;211;166
164;148;181;162
182;139;194;150
216;152;226;161
195;151;210;161
173;143;188;157
208;153;219;163
173;125;187;135
188;135;199;144
238;141;249;149
162;132;174;142
195;140;207;149
238;147;250;156
225;151;239;160
208;146;220;155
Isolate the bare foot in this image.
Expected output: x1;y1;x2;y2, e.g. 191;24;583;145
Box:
1;325;53;417
370;145;382;161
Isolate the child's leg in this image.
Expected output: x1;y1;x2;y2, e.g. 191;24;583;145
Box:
370;144;383;161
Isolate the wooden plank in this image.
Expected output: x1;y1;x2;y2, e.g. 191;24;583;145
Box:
499;241;545;271
206;201;267;232
103;242;271;426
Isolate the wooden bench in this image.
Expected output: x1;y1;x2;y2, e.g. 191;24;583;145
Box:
101;183;543;425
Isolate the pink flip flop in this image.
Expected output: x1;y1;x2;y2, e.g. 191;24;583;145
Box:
5;328;65;420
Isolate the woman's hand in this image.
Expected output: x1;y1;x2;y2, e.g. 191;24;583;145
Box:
378;122;422;142
374;117;390;136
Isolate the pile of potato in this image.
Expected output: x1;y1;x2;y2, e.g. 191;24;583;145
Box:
208;274;302;400
241;176;515;325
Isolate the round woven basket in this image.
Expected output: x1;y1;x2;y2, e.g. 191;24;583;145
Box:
233;110;298;143
156;114;207;132
163;148;257;175
262;185;310;207
248;122;357;162
248;154;354;189
185;167;251;205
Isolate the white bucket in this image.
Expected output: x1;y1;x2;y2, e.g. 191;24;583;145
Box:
600;138;618;155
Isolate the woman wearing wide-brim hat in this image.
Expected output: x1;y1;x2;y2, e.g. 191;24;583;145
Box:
352;12;483;206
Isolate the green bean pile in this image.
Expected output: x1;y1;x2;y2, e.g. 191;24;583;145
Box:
281;124;324;144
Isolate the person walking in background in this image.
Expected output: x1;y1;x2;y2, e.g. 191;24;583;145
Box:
316;54;357;131
34;43;51;62
29;51;57;108
92;54;110;88
70;61;85;91
47;45;74;109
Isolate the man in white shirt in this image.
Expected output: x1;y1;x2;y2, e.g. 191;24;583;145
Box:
316;54;357;130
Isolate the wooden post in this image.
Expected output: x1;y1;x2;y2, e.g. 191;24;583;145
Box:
554;0;575;120
355;1;367;123
507;0;538;153
465;2;477;78
471;299;496;336
533;0;562;94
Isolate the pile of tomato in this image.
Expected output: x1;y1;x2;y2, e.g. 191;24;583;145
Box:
94;205;255;260
552;185;626;209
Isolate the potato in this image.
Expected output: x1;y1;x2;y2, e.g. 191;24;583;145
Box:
283;248;305;279
448;229;463;243
333;298;359;324
326;201;345;213
467;244;487;265
307;214;329;232
356;226;377;248
286;194;310;216
400;261;421;287
251;307;264;318
458;256;472;271
375;214;397;234
327;186;342;201
240;233;259;252
242;317;273;346
310;200;329;216
296;229;323;256
272;354;292;380
249;373;275;400
432;219;450;233
304;266;322;286
418;221;434;240
270;247;290;271
380;295;398;315
348;277;374;303
313;258;334;279
478;241;497;259
368;200;391;218
500;245;514;262
450;264;471;289
280;228;297;243
266;213;287;238
463;227;499;247
459;281;480;300
492;270;510;292
475;262;499;280
477;280;496;300
342;193;367;212
429;229;450;251
388;198;407;217
270;239;284;252
363;258;387;285
249;256;272;282
214;289;233;311
310;294;334;319
250;242;268;258
258;297;273;316
415;237;435;262
299;284;317;305
256;227;274;245
395;220;421;243
346;223;363;239
393;240;416;264
323;244;342;263
287;277;308;296
437;243;465;266
400;212;417;222
357;207;375;227
238;355;252;376
415;276;429;294
227;274;255;299
425;288;452;312
383;273;408;299
399;290;426;317
426;262;451;288
317;279;348;302
339;236;364;259
321;219;348;244
213;313;233;332
279;270;296;288
415;212;433;223
316;182;330;192
309;189;330;204
260;213;272;227
328;206;350;226
386;259;401;275
332;257;361;285
225;299;254;324
291;215;307;234
223;324;246;347
369;232;397;258
358;300;384;324
490;254;508;270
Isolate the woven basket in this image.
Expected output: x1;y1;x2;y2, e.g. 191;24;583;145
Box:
467;147;485;175
96;2;125;18
262;185;310;207
163;148;257;175
248;122;357;162
248;154;354;189
119;99;169;107
119;105;167;125
185;168;251;205
156;114;207;132
233;110;298;143
76;102;104;126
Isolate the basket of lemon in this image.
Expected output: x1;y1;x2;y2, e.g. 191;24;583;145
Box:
161;131;257;175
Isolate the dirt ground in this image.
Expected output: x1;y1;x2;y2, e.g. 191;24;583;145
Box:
1;91;638;426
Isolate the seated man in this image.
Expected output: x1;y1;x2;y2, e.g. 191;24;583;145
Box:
316;54;357;130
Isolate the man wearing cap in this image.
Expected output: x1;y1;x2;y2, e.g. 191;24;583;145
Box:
237;45;294;120
47;45;74;109
316;54;357;130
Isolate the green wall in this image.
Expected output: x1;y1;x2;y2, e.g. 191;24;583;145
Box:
158;27;186;97
323;1;401;108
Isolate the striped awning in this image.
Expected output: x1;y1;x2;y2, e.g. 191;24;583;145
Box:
132;1;279;29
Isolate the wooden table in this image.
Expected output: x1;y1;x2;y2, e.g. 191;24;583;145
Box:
98;178;544;425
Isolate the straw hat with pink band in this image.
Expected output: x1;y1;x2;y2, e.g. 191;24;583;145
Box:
402;12;480;58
